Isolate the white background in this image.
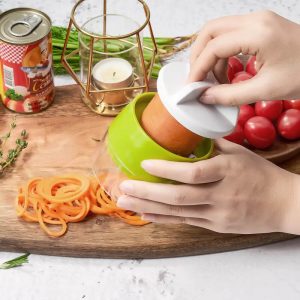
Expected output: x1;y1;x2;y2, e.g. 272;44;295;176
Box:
1;0;300;299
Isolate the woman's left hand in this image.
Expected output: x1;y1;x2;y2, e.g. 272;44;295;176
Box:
117;139;300;234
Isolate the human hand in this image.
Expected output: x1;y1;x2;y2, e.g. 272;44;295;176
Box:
117;139;300;234
189;10;300;106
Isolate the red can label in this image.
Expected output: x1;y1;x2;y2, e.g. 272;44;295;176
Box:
0;33;54;113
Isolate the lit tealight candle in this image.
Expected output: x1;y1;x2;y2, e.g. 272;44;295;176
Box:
92;57;134;90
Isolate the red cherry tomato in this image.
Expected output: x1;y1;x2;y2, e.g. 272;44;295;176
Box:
283;99;300;110
238;105;256;126
255;100;283;121
227;65;235;83
224;123;245;145
277;109;300;140
244;116;276;149
246;56;257;76
227;56;243;82
231;71;253;83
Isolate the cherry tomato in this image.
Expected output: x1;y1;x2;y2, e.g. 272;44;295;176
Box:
283;99;300;110
244;116;276;149
224;123;245;145
232;71;253;83
238;105;256;126
227;65;235;83
227;56;244;82
277;109;300;140
246;56;257;76
255;100;283;121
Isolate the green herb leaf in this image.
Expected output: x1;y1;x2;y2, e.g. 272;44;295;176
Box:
5;89;24;101
0;118;28;175
21;130;27;138
0;254;30;269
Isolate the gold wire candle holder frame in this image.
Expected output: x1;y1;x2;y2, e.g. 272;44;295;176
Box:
61;0;157;116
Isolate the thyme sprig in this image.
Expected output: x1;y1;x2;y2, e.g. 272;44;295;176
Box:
0;117;28;175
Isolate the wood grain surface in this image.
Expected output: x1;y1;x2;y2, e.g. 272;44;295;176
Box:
0;84;299;259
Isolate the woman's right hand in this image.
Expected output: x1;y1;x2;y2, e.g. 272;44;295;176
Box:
189;10;300;106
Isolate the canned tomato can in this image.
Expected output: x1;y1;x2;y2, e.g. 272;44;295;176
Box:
0;8;54;113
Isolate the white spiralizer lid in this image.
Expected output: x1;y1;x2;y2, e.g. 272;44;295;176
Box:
157;62;238;138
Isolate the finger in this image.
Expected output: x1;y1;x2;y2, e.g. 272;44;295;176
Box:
141;155;227;184
141;213;214;229
117;195;213;219
190;15;246;66
119;180;214;205
189;30;252;82
214;138;243;153
189;30;212;67
200;73;272;106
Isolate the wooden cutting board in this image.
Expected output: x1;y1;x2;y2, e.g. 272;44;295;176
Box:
0;84;299;259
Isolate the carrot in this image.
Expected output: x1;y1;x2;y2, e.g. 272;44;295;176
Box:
16;173;150;237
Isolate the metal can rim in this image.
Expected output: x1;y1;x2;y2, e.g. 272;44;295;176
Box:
0;7;52;45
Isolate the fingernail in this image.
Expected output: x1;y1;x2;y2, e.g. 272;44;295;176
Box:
141;160;154;171
117;196;131;209
119;180;134;194
199;94;215;104
141;214;155;222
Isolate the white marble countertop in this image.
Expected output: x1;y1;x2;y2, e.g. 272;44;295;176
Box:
1;1;300;299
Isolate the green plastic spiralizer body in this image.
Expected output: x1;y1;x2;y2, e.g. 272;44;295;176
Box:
107;62;238;183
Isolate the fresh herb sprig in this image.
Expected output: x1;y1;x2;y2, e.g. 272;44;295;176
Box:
0;254;30;270
0;117;28;175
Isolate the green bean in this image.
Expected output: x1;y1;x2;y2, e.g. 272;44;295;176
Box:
143;37;175;45
53;55;79;62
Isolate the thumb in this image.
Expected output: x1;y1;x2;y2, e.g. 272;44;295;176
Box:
200;75;270;106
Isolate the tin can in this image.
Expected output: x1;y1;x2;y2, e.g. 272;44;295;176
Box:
0;8;54;113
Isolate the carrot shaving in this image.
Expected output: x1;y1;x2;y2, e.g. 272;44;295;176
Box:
16;173;150;237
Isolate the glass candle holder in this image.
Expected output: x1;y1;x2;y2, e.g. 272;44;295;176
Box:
61;0;157;116
79;15;144;112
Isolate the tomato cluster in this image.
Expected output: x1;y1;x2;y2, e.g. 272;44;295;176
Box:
225;56;300;149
